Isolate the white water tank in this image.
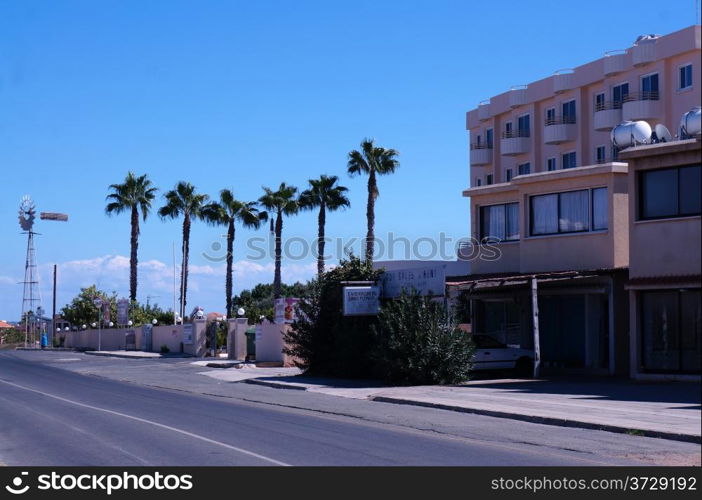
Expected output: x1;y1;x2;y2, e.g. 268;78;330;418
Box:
611;120;652;148
680;107;701;137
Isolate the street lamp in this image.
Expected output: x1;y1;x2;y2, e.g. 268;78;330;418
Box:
151;319;158;325
127;320;133;327
81;324;87;330
196;310;204;320
91;322;97;328
108;322;114;328
93;297;103;351
237;308;245;317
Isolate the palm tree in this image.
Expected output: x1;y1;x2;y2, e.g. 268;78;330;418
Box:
258;183;299;299
105;172;158;302
299;175;350;276
347;138;399;264
158;182;209;318
202;190;267;318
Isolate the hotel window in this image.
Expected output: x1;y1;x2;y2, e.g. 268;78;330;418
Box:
594;92;605;111
486;128;494;147
486;174;493;185
480;203;519;241
591;187;608;230
547;158;557;171
562;151;577;169
641;289;701;373
639;164;702;219
546;107;556;124
596;145;606;164
505;168;513;182
475;178;482;187
517;114;530;136
612;82;629;107
530;188;607;236
476;134;482;146
641;73;659;99
679;64;693;90
562;99;576;123
518;162;531;175
505;122;513;134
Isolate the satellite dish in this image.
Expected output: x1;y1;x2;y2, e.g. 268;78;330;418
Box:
654;124;672;143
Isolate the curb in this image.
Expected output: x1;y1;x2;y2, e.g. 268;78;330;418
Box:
83;351;163;360
243;379;307;390
370;396;702;444
240;378;700;444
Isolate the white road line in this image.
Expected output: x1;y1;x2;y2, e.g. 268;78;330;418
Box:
0;378;291;466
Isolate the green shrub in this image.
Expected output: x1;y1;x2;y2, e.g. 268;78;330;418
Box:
370;291;475;385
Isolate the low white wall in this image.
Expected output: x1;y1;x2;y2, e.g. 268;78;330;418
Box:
152;325;183;353
255;323;290;363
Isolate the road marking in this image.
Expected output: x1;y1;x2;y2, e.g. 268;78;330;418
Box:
0;378;290;466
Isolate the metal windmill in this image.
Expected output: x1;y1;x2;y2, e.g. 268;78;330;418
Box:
18;195;41;347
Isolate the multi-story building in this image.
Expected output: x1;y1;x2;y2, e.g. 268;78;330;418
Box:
452;25;700;378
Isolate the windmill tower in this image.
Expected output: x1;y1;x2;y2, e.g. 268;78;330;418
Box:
18;195;42;348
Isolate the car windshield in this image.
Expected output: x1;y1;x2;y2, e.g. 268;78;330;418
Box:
473;335;506;349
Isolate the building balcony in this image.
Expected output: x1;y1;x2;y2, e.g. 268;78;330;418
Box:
543;116;577;144
603;50;627;76
622;92;660;120
593;102;623;130
553;69;575;94
508;85;528;108
631;38;658;67
470;143;493;165
478;100;491;121
500;130;531;155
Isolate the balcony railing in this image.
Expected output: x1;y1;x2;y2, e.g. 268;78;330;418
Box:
594;100;624;112
544;115;576;126
470;142;494;150
501;129;530;139
623;91;659;102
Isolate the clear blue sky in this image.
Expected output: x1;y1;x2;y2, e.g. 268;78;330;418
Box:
1;0;698;320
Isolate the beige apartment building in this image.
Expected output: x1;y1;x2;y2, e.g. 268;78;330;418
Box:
454;25;700;378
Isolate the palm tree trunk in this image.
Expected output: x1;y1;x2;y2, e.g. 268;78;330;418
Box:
365;169;376;263
225;219;235;318
317;203;326;276
129;206;139;302
274;211;283;299
181;214;191;317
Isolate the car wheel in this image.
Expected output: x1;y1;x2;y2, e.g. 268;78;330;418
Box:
514;357;533;378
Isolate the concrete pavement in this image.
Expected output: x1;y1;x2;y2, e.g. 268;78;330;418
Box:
220;373;701;443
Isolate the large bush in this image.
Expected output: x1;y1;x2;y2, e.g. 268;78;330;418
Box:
284;256;383;378
370;291;475;385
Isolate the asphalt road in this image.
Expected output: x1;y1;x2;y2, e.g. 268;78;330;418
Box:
0;350;697;466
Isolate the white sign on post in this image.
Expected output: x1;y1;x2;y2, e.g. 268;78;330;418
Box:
343;286;380;316
182;323;193;345
380;265;446;298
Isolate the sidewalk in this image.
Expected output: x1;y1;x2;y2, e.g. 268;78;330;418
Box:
230;374;701;443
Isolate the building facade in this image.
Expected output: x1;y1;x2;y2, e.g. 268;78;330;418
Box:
456;25;701;378
620;139;701;380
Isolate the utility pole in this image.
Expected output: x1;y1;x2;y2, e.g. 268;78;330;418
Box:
531;276;541;378
51;264;57;347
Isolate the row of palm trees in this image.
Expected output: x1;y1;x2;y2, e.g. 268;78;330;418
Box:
105;139;399;319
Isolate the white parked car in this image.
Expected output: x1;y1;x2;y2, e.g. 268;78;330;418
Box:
471;334;534;376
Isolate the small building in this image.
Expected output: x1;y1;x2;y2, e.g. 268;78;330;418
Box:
619;138;701;380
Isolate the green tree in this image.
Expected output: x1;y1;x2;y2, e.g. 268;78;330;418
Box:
158;182;209;317
347;139;399;264
284;256;383;378
299;175;350;276
105;172;158;302
258;183;299;299
371;291;475;385
60;285;118;327
202;190;266;318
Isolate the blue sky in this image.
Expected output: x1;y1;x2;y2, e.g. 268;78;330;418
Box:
0;0;698;320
